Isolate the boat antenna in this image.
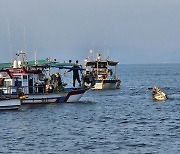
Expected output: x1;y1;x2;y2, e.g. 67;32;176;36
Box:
92;40;95;60
104;31;109;60
107;48;109;60
7;19;13;63
24;26;27;54
104;31;107;48
34;49;38;65
89;49;93;61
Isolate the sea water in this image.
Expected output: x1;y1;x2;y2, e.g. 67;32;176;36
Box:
0;64;180;154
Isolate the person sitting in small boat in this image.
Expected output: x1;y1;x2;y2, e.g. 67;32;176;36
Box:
152;86;168;101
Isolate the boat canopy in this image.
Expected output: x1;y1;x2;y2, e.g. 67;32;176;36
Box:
0;63;12;69
0;60;51;69
0;59;75;68
48;63;85;70
85;60;118;66
0;59;84;70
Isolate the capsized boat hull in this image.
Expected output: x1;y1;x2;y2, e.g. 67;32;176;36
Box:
0;99;21;110
152;86;168;101
153;93;168;101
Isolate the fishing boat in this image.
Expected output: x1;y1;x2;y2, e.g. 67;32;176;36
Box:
0;51;89;104
84;53;121;90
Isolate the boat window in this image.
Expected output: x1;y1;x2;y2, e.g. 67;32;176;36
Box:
4;81;11;87
14;75;21;79
23;75;28;82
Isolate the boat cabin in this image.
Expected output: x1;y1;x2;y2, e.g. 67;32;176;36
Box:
0;67;44;94
84;60;118;80
0;53;76;95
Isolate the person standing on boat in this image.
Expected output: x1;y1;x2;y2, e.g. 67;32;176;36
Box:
66;60;81;87
97;53;101;61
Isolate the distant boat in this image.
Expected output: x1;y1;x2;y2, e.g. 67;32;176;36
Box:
84;53;121;90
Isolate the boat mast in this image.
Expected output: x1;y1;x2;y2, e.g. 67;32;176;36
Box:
97;61;99;76
107;49;109;60
24;26;27;54
34;49;37;65
106;61;108;75
115;64;118;79
96;53;99;76
7;19;13;63
92;40;95;60
104;31;110;60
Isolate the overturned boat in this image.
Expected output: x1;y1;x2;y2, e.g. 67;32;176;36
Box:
152;86;168;101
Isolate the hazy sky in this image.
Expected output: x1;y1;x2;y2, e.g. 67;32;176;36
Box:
0;0;180;64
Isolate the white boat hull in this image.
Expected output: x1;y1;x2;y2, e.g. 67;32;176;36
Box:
0;99;21;110
21;88;87;104
21;93;66;104
92;79;120;90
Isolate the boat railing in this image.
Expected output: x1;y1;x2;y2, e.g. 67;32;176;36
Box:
0;86;19;100
0;83;65;97
21;85;46;94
